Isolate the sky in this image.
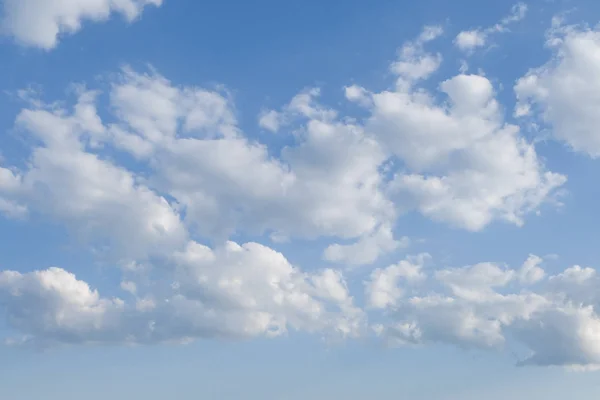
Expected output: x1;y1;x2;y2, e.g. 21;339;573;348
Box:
3;0;600;398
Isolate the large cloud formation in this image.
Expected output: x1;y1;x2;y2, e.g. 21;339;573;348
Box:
0;243;363;347
368;254;600;370
0;22;596;370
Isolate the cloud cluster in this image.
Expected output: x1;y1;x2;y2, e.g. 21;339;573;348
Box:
346;29;564;231
0;26;565;262
0;241;363;347
369;255;600;369
0;18;596;372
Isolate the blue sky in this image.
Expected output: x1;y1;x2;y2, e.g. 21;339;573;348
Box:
3;0;600;399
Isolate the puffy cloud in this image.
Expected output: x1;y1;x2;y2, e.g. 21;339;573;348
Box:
343;28;565;232
384;295;509;348
10;93;188;263
1;73;357;260
172;241;364;338
455;30;486;52
258;110;281;133
0;267;126;346
0;66;401;262
351;69;565;230
547;265;598;306
109;67;239;147
104;72;394;243
390;25;443;86
455;3;528;53
365;254;429;309
258;88;337;132
368;254;600;369
551;265;596;286
0;241;363;346
1;0;162;49
515;24;600;157
518;254;546;285
435;262;515;301
513;305;600;368
18;248;600;370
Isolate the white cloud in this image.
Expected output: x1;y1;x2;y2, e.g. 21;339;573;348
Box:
1;0;162;49
387;295;509;348
105;71;394;242
258;110;281;133
0;267;126;346
367;254;600;369
109;67;239;151
340;28;565;231
455;3;527;53
0;77;375;344
518;254;546;285
455;30;487;52
390;25;443;86
344;85;372;107
1;70;392;258
547;265;598;306
5;90;188;263
0;241;364;346
352;71;565;231
365;254;429;309
551;265;596;285
515;24;600;157
171;240;364;338
258;88;338;131
435;262;515;301
514;305;600;368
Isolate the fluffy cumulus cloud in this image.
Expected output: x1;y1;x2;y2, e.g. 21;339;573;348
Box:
366;254;429;309
0;26;564;258
1;0;162;49
0;267;127;346
455;2;527;53
346;28;565;231
515;22;600;157
3;90;188;263
171;241;363;339
368;254;600;369
0;242;363;347
105;73;395;244
0;74;366;345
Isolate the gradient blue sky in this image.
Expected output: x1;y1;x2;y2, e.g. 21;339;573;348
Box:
2;0;600;399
